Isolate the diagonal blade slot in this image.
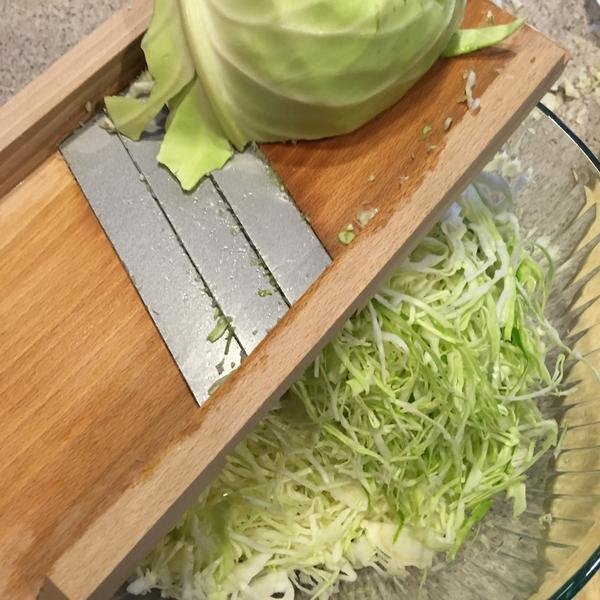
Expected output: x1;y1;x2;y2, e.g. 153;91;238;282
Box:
212;149;331;304
119;120;289;353
60;118;242;404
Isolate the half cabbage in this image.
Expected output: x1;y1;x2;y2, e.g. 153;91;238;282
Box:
106;0;523;189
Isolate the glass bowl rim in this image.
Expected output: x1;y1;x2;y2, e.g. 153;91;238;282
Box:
537;101;600;600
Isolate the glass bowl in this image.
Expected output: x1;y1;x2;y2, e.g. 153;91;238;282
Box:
336;107;600;599
118;106;600;600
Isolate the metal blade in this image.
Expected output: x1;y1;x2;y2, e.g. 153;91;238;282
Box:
60;117;331;405
61;119;243;402
119;122;289;352
212;150;331;304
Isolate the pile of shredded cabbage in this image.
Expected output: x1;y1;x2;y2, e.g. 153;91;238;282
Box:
129;174;574;600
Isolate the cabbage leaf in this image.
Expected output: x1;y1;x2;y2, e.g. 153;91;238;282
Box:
158;80;233;191
105;0;194;140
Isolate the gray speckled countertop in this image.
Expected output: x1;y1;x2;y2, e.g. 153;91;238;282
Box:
0;0;598;154
0;0;126;100
516;0;599;155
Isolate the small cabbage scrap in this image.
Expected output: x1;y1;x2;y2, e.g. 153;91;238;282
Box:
107;0;522;190
129;174;578;600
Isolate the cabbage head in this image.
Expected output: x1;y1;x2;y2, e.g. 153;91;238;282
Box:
106;0;522;189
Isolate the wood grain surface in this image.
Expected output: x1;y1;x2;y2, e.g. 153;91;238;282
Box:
38;4;568;597
262;2;545;257
0;154;197;599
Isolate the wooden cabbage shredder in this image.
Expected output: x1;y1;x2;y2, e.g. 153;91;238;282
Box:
0;1;568;598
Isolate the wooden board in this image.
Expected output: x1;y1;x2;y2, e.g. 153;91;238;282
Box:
0;154;197;599
0;0;582;599
263;3;549;257
39;5;570;599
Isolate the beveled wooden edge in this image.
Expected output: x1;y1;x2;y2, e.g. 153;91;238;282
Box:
40;27;569;599
0;0;152;200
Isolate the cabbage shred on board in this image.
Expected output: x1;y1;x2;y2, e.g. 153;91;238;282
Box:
128;174;587;599
106;0;522;190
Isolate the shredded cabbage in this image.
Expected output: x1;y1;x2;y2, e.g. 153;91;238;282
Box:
129;173;578;599
106;0;522;190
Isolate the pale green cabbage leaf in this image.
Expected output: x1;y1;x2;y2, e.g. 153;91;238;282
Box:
105;0;194;140
106;0;522;190
128;174;579;600
442;18;525;57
